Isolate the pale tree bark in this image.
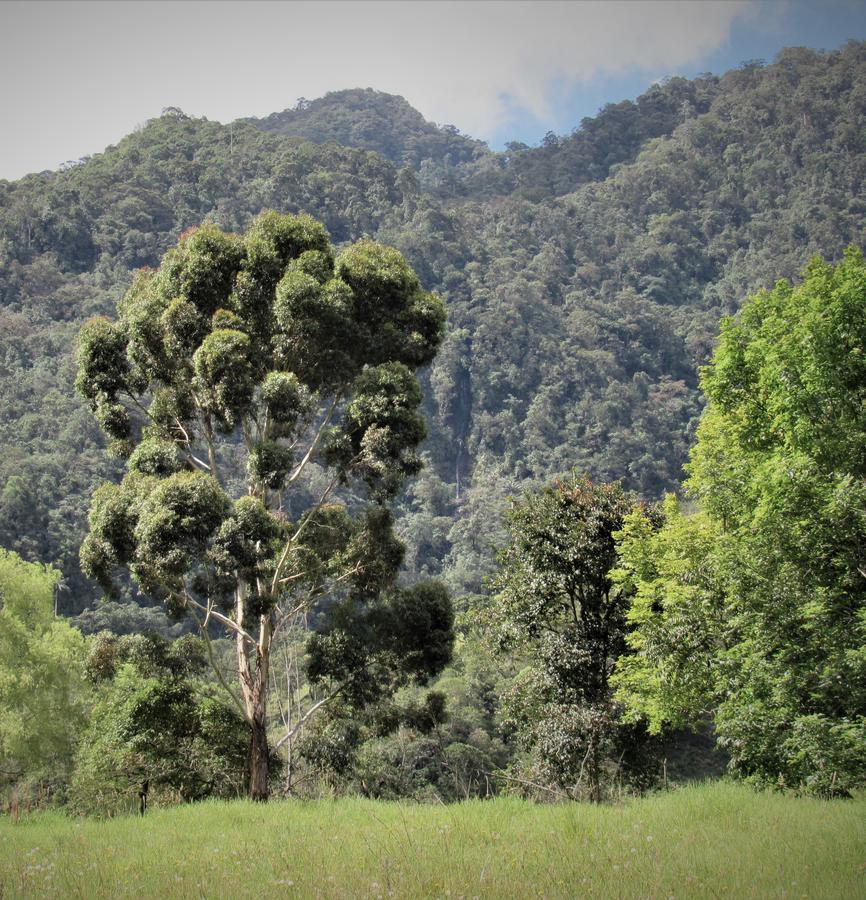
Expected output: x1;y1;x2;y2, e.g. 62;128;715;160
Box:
247;669;270;801
233;580;272;801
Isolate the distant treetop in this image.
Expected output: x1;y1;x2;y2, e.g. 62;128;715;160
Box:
247;88;488;168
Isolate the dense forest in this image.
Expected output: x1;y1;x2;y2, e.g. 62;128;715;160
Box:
1;42;865;808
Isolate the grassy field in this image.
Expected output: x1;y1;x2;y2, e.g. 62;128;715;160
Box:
0;782;863;898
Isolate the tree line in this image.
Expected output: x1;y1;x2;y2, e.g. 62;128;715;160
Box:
1;42;866;811
2;232;863;810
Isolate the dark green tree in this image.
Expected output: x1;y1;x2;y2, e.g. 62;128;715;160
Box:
70;632;249;815
75;211;446;800
487;475;653;801
613;249;866;795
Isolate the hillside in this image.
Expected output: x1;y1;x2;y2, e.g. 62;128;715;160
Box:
1;42;865;611
248;87;487;168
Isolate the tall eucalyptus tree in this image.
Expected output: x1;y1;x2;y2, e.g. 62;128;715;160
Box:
76;211;448;799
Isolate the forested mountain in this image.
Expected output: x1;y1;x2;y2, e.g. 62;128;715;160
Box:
249;88;487;168
1;42;865;613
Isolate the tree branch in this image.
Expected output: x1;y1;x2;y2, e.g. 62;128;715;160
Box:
272;586;323;640
287;393;341;485
272;684;346;751
187;602;248;721
167;416;213;474
123;389;154;426
180;591;257;647
121;390;211;473
188;388;220;484
270;472;341;594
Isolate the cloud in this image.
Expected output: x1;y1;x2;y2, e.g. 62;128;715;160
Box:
371;0;755;131
2;0;756;178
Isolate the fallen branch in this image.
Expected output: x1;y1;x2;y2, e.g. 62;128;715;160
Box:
485;770;571;801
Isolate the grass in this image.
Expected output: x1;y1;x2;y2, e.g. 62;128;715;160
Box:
0;781;863;898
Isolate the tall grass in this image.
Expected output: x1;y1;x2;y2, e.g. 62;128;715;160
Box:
0;781;863;898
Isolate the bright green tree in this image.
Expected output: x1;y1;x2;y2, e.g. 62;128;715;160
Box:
0;549;89;790
75;211;447;800
613;249;866;795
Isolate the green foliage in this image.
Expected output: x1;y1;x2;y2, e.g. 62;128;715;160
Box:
328;362;427;498
3;46;866;614
69;642;249;816
305;580;454;704
211;496;282;579
295;579;462;800
296;668;507;803
247;440;294;491
3;45;866;801
611;497;726;733
84;631;206;682
72;600;188;639
74;316;129;404
127;438;186;477
251;88;486;168
260;371;309;435
192;329;255;428
0;550;89;786
614;250;866;795
487;475;656;800
384;581;454;682
76;211;444;606
74;210;446;799
133;472;231;592
0;108;411;611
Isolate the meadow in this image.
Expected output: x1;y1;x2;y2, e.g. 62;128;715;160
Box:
0;782;863;898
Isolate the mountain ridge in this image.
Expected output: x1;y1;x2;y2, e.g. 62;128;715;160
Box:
1;41;864;611
245;87;487;168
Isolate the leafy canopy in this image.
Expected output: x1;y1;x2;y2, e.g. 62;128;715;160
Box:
69;632;249;815
75;211;445;611
74;209;448;800
0;549;89;782
613;250;866;795
487;475;655;799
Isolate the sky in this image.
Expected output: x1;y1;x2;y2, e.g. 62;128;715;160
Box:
1;0;865;181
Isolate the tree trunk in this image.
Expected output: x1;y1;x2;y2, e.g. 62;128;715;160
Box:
236;580;272;801
245;646;271;801
249;716;269;802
